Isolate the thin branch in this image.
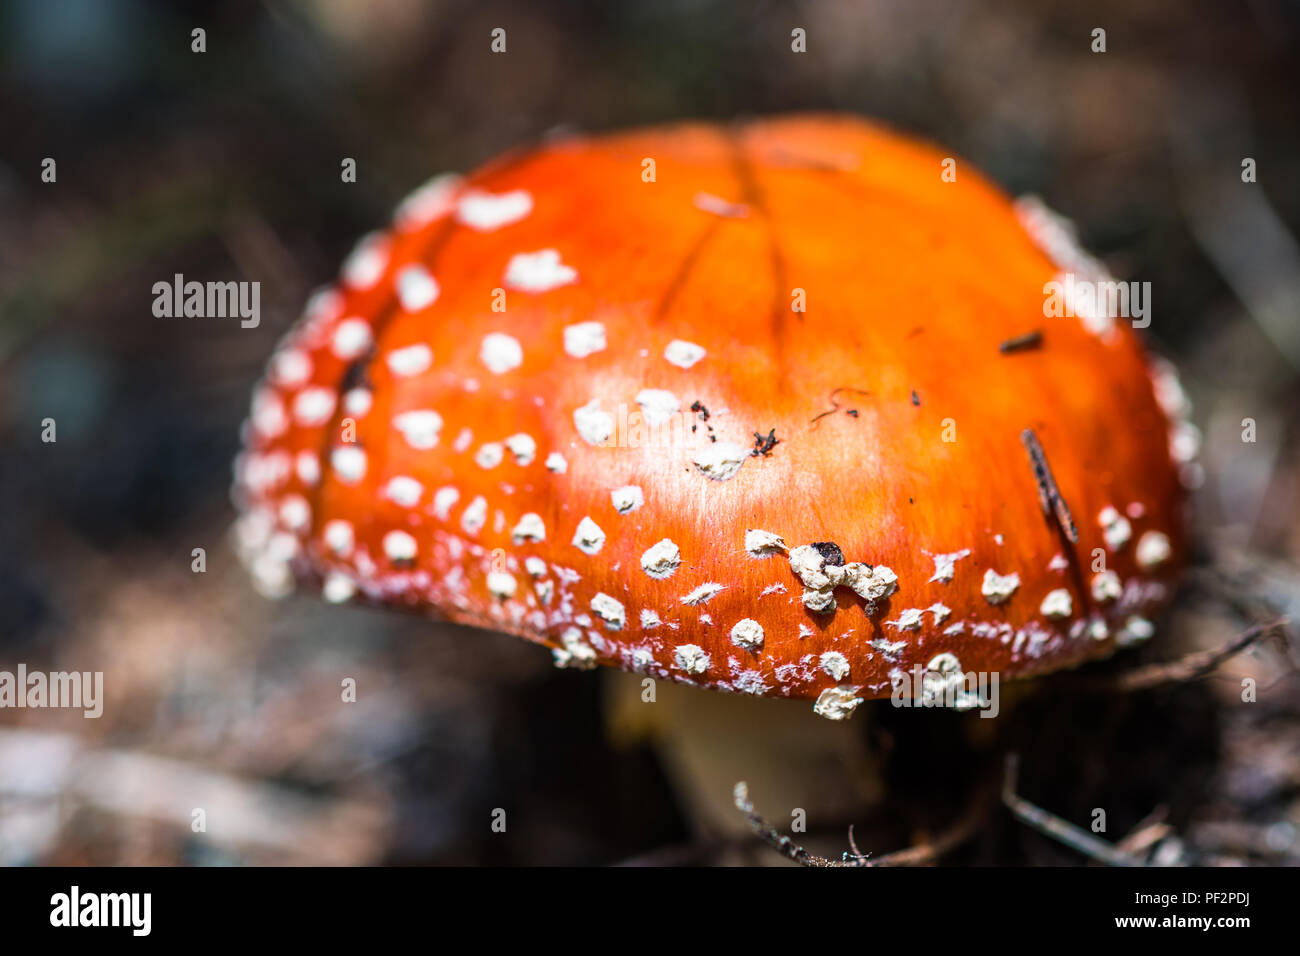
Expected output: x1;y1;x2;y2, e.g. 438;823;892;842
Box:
733;780;992;867
1116;804;1173;857
1002;754;1142;866
1020;428;1079;543
999;330;1043;354
733;782;836;866
1082;618;1288;694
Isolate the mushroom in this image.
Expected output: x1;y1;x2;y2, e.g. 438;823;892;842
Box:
232;115;1190;719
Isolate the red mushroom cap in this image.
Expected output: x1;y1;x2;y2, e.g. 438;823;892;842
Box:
232;115;1192;719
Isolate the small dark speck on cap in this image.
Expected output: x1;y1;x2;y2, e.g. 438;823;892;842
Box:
811;541;845;567
911;390;921;406
999;330;1044;354
751;428;779;457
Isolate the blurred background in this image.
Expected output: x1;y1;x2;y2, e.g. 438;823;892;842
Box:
1;0;1298;865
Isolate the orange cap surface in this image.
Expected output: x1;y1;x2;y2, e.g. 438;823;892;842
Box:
233;115;1192;718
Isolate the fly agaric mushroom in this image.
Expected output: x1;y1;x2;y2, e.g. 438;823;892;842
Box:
232;114;1194;719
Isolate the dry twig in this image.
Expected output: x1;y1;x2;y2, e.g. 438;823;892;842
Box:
1002;754;1143;866
733;779;993;867
1082;618;1289;694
